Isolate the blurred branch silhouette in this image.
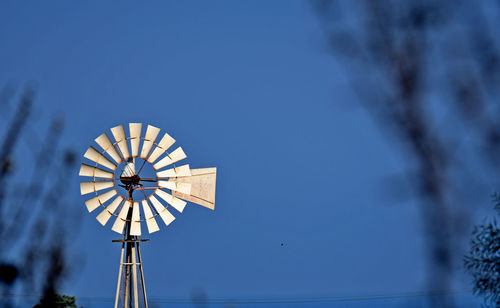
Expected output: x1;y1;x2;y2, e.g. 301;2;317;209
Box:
0;85;34;212
0;83;82;307
313;1;500;307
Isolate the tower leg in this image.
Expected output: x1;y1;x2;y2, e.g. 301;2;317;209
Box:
114;241;125;308
136;242;149;308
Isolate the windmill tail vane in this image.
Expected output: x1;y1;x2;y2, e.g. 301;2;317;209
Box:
78;123;217;308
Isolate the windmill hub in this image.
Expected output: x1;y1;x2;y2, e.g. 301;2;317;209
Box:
120;174;141;187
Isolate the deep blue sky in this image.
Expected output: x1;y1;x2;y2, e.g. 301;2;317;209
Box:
0;1;492;307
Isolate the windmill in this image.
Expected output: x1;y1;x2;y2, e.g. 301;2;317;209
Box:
78;123;216;308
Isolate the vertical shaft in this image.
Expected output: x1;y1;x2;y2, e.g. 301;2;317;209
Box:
131;239;139;308
124;197;133;308
124;229;131;308
125;241;131;308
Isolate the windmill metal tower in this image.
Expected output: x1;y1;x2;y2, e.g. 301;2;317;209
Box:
79;123;217;308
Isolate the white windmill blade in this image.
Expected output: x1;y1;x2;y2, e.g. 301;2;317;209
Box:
141;200;160;233
129;123;142;157
121;158;136;178
111;125;130;159
157;164;191;178
112;200;131;234
153;147;187;170
79;182;94;195
148;195;165;215
140;125;161;159
158;207;176;227
80;181;114;195
84;189;117;212
148;195;176;226
158;181;191;195
171;167;217;210
130;202;141;236
84;146;117;170
154;189;186;213
95;132;122;164
147;133;175;163
96;195;124;226
79;163;114;179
